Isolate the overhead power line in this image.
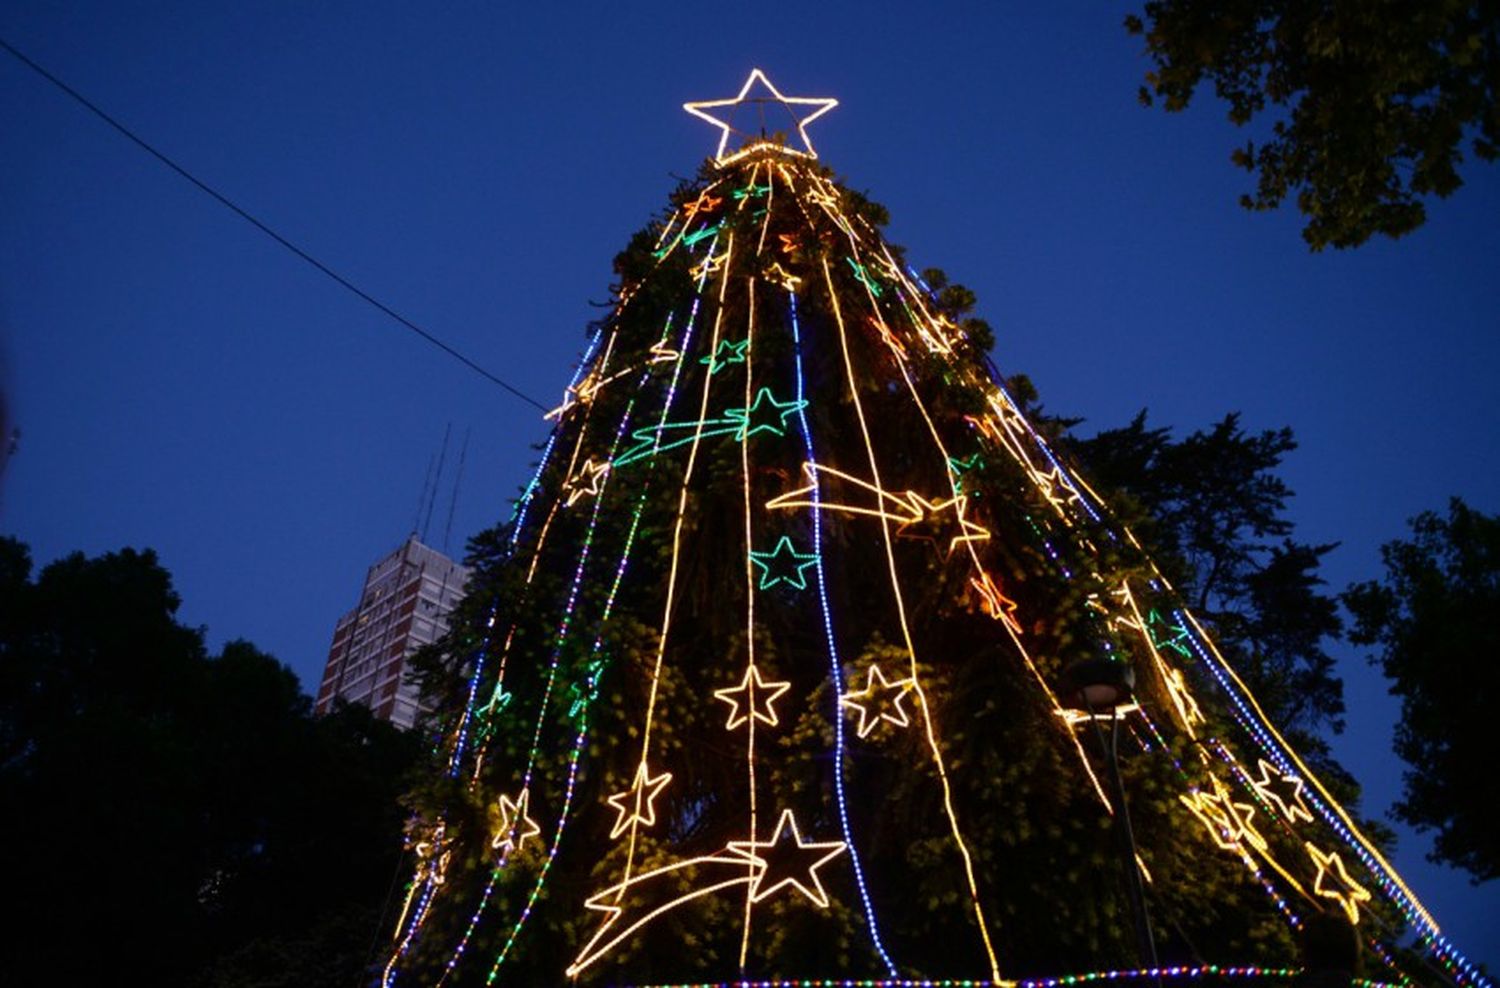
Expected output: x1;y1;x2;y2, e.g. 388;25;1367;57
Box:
0;35;549;412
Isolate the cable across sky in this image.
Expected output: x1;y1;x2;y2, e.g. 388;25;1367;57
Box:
0;34;549;412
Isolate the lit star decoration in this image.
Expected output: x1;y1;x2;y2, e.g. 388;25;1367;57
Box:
726;386;809;440
683;68;838;163
606;762;674;840
543;366;626;421
493;788;541;854
727;809;848;906
564;458;610;507
713;664;792;730
1306;843;1373;924
1148;609;1193;658
700;337;750;374
947;452;984;493
765;261;802;292
869;315;908;359
682;194;722;217
682;224;722;248
1162;666;1206;729
691;250;728;280
748;535;819;591
839;665;916;738
1033;464;1082;511
895;492;991;560
412;823;451;885
647;340;680;363
1252;759;1314;824
1180;787;1266;853
845;257;884;297
970;571;1022;633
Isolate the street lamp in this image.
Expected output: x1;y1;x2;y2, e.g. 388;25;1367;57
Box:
1058;658;1160;974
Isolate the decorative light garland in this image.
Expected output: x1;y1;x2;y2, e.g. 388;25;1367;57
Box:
378;79;1489;987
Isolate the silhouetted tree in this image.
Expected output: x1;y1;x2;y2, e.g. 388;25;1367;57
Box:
1344;498;1500;883
1070;411;1346;748
0;537;422;986
1126;1;1500;249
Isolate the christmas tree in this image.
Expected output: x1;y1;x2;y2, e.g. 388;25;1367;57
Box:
380;72;1486;988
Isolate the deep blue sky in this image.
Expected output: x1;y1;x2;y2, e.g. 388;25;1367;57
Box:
3;2;1496;967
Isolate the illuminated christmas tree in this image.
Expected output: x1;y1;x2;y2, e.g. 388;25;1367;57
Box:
380;72;1486;988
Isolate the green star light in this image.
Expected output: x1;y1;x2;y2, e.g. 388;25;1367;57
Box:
748;536;819;591
726;387;808;440
700;338;750;374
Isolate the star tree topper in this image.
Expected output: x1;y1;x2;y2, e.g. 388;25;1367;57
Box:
685;69;838;163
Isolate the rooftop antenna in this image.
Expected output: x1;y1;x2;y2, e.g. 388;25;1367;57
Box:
420;423;451;545
442;428;471;556
413;449;438;537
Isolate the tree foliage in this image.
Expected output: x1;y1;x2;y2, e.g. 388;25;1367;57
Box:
0;537;422;986
1069;411;1346;746
1343;498;1500;883
1125;1;1500;249
393;155;1403;984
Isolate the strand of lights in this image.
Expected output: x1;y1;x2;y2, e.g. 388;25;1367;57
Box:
385;323;619;982
618;231;736;907
446;324;609;774
738;270;760;970
1171;609;1485;984
823;254;1003;983
429;372;647;984
475;299;708;977
451;267;719;982
483;463;663;981
833;220;1115;816
789;288;898;975
633;966;1339;988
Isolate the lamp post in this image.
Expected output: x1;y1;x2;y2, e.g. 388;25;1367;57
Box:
1058;658;1160;975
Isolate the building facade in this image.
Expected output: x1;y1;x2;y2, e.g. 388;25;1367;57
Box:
314;535;470;730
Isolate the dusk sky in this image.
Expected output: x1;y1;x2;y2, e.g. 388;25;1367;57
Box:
3;2;1496;966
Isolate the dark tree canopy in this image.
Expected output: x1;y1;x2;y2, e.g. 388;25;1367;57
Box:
1126;1;1500;249
1068;410;1346;746
0;537;423;986
1343;498;1500;883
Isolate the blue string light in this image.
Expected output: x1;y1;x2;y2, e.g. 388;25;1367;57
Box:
789;289;898;976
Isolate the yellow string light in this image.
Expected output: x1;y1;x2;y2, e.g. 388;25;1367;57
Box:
738;271;760;970
822;255;1003;982
619;234;734;899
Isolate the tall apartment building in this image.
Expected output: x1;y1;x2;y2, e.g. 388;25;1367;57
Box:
314;535;470;730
